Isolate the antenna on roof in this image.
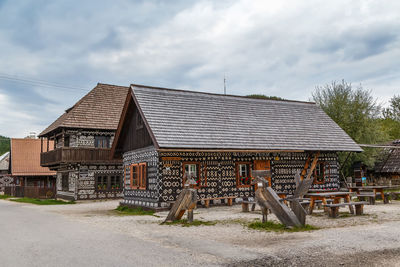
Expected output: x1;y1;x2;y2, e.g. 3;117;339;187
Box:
224;74;226;95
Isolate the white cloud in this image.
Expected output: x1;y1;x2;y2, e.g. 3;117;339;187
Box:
85;0;400;99
0;91;40;137
0;0;400;137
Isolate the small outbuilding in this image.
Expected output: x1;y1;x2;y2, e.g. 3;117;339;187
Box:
374;140;400;184
10;138;56;187
112;84;362;210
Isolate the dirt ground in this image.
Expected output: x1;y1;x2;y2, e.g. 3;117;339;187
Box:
19;199;400;266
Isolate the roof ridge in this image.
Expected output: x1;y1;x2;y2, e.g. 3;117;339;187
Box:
130;83;315;105
97;82;129;89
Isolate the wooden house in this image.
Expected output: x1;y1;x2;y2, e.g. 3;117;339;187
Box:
374;140;400;184
39;83;129;201
0;152;9;175
111;84;362;210
10;138;56;187
0;152;12;192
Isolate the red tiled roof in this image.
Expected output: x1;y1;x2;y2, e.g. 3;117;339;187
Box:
10;138;56;176
39;83;129;136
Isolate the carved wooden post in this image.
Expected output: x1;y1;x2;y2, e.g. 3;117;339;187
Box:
252;170;302;227
164;174;198;223
261;207;268;223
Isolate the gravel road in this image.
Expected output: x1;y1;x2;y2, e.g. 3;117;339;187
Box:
2;199;400;267
0;200;212;267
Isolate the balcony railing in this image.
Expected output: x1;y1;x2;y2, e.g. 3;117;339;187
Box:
41;147;120;167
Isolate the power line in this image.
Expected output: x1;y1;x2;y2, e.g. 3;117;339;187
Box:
0;72;88;92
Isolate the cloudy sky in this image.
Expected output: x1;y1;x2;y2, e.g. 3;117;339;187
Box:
0;0;399;138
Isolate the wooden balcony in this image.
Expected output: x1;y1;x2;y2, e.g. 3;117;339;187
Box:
41;147;121;167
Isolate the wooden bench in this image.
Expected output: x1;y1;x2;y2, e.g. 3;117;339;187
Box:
324;201;369;218
202;196;236;208
389;192;400;201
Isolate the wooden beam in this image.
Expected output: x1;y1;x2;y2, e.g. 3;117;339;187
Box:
305;151;320;180
299;154;312;181
256;186;302;227
164;188;197;223
62;129;65;147
158;149;305;153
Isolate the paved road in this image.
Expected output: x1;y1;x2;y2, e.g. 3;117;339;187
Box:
0;200;208;267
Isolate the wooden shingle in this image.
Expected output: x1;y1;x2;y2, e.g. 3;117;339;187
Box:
131;84;362;152
39;83;129;136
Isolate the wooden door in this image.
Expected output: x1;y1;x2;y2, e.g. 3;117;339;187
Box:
253;160;271;189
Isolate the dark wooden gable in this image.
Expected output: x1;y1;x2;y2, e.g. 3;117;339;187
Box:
112;91;154;158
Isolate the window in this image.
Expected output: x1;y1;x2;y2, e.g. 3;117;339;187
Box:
130;162;147;189
96;174;122;191
64;135;70;147
61;172;69;191
185;164;198;178
236;162;252;187
95;136;110;148
136;112;144;129
182;162;206;188
110;175;121;190
96;175;108;190
314;162;328;184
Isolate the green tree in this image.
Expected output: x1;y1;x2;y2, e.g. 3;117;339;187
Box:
380;95;400;140
383;95;400;121
312;80;388;177
246;94;285;101
0;135;10;156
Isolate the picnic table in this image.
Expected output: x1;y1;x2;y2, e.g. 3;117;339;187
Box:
305;191;354;214
348;185;390;204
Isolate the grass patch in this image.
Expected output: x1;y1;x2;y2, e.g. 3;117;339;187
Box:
114;206;155;216
0;194;11;199
384;188;400;193
248;221;319;232
164;219;217;227
10;197;75;205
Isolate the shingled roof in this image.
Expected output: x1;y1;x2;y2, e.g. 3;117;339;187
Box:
129;84;362;152
39;83;129;137
375;140;400;173
10;139;55;176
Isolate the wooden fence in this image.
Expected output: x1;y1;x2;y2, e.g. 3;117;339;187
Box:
4;186;56;199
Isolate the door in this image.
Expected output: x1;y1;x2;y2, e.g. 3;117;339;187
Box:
253;160;271;190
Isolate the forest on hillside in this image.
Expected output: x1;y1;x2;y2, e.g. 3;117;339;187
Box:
0;135;10;156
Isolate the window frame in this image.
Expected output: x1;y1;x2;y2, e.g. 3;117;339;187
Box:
94;136;110;148
130;162;147;190
314;161;329;184
110;175;122;190
95;174;108;191
182;161;206;189
235;162;252;188
95;174;122;191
